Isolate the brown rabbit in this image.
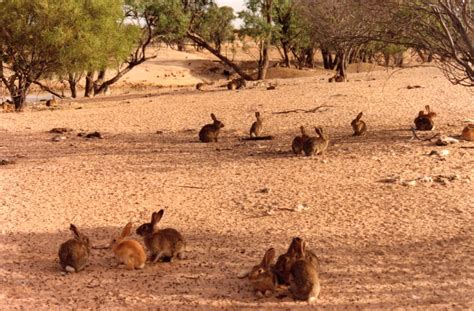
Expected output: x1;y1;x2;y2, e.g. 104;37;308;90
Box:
227;81;237;90
249;112;263;138
292;126;309;155
351;112;367;136
196;82;205;91
199;113;225;143
303;127;329;156
414;105;436;131
461;124;474;141
248;248;278;297
289;239;321;303
274;237;301;285
110;222;146;270
136;210;185;263
274;237;320;285
58;224;91;273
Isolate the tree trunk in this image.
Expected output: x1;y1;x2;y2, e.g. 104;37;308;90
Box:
305;48;315;68
335;51;347;81
321;49;331;69
85;71;94;97
11;79;30;111
94;70;107;95
258;0;273;80
281;41;290;68
67;73;78;98
177;40;186;52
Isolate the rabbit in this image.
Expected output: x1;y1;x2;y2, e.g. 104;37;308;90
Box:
58;224;91;273
351;112;367;136
136;210;185;263
274;237;320;286
414;105;436;131
292;126;309;155
196;82;205;91
227;81;237;90
461;124;474;141
227;78;246;90
110;222;146;270
274;237;302;285
249;112;263;138
248;248;278;297
289;239;321;303
303;127;329;156
199;113;225;143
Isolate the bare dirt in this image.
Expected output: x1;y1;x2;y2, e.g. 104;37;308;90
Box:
0;52;473;310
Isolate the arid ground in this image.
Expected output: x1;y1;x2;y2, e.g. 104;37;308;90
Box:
0;49;473;310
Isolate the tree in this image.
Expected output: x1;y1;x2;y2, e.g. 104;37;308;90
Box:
239;0;274;79
195;4;235;53
88;0;190;96
391;0;473;86
299;0;379;81
61;1;138;98
272;0;313;68
0;0;139;109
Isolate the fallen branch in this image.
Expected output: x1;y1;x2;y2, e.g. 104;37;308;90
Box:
410;127;441;141
272;105;333;115
31;81;64;99
240;135;274;141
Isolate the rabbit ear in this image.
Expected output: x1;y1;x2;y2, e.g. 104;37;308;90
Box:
255;111;260;119
357;112;363;120
425;105;431;113
151;210;164;226
210;113;217;121
316;127;325;138
261;248;276;267
70;224;80;238
121;222;133;238
314;127;321;137
300;126;306;135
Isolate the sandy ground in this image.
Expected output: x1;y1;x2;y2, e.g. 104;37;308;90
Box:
0;60;473;310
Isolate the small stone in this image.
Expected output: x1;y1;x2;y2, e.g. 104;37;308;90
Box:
237;269;249;279
258;188;270;194
401;180;417;187
435;136;459;146
429;149;450;157
417;176;433;183
293;204;310;212
51;135;66;142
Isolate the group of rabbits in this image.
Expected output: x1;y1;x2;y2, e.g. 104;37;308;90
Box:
198;104;438;153
58;209;185;272
198;110;368;156
241;237;321;303
57;104;441;303
59;215;320;302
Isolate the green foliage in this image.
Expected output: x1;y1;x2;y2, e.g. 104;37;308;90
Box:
132;0;191;44
239;0;274;42
196;4;235;52
0;0;136;78
272;0;312;56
